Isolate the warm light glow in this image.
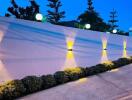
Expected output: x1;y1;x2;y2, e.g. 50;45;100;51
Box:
102;37;107;50
64;31;76;69
122;40;128;58
0;60;12;83
101;50;108;63
75;78;88;84
103;61;113;65
64;67;82;73
35;13;43;21
67;41;74;50
109;68;119;72
63;51;77;70
66;32;76;50
66;51;74;59
123;50;128;58
123;40;127;50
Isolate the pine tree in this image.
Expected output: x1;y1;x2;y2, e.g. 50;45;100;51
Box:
6;0;40;21
78;0;110;32
88;0;94;12
108;9;118;32
47;0;65;24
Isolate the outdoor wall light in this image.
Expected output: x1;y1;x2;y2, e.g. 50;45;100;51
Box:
101;49;108;63
67;41;74;51
123;40;127;50
102;38;107;50
68;49;73;51
103;48;107;50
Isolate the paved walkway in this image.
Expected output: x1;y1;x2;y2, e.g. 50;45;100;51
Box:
18;64;132;100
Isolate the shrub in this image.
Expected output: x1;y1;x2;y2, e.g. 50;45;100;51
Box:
41;75;56;89
113;58;131;67
64;67;85;81
130;56;132;60
86;65;106;76
101;61;115;70
0;56;132;99
22;76;43;94
0;80;26;100
0;90;3;100
85;62;115;76
92;65;107;73
112;60;122;67
54;71;69;84
119;58;131;65
85;66;95;76
129;56;132;62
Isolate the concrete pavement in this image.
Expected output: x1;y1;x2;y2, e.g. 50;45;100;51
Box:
18;64;132;100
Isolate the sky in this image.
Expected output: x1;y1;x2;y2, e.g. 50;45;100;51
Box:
0;0;132;33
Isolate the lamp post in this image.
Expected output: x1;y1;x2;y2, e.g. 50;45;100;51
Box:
85;24;91;29
35;13;43;21
112;29;117;34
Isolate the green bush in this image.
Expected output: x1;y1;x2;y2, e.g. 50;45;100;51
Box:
85;62;115;76
113;60;122;67
0;90;3;100
113;58;131;67
54;71;69;84
130;56;132;62
85;65;106;76
118;58;130;65
101;61;115;70
22;76;43;93
64;67;85;81
0;56;132;99
91;65;107;74
0;80;26;100
41;75;56;89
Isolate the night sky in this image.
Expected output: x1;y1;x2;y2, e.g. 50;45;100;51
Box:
0;0;132;33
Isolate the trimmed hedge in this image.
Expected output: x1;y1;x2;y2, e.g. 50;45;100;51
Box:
0;80;26;100
54;71;69;84
0;57;132;100
64;67;86;81
41;75;56;89
22;76;43;94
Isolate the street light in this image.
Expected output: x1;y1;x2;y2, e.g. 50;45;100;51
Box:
85;24;91;29
113;29;117;33
35;13;43;21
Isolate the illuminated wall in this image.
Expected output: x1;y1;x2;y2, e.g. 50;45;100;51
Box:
101;50;108;63
63;51;77;70
63;31;77;69
0;60;12;83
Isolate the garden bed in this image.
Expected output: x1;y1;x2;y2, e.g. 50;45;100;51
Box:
0;57;132;100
